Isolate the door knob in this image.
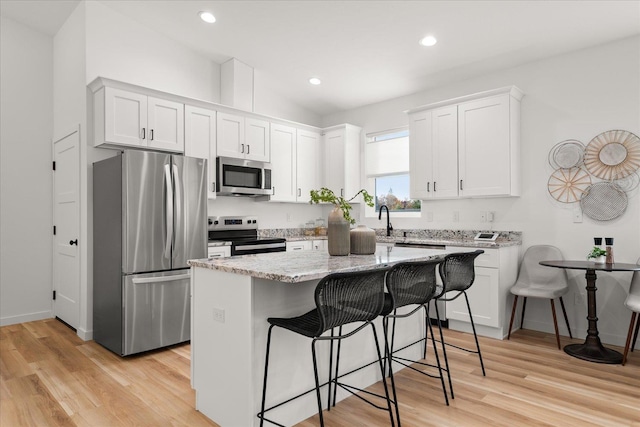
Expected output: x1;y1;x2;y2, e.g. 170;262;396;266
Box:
69;239;78;246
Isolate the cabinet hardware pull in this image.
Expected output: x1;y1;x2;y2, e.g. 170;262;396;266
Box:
241;144;245;153
273;186;275;195
460;179;463;191
141;128;146;139
212;182;216;192
298;188;301;197
427;182;430;192
69;239;78;246
341;188;344;197
434;181;437;192
247;145;250;154
150;129;154;141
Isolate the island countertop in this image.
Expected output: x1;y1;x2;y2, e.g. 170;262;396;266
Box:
188;245;461;283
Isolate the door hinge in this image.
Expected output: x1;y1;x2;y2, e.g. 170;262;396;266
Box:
52;161;56;171
53;225;56;235
53;290;56;300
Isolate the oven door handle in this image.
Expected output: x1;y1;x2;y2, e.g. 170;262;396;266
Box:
234;242;286;251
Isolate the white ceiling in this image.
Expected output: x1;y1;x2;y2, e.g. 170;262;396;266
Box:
2;0;639;117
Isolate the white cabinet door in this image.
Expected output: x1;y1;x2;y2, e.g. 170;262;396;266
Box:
286;241;312;252
270;124;297;202
245;118;270;162
446;266;499;327
432;106;459;199
185;105;217;199
458;94;511;197
216;112;244;158
312;240;327;251
147;97;184;152
296;129;322;203
324;128;346;197
207;246;231;258
409;110;432;199
104;87;148;147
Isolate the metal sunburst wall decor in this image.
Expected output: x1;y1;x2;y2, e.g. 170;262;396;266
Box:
547;130;640;221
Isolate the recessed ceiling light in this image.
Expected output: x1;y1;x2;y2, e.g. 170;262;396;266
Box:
419;35;437;47
199;11;216;23
309;77;322;85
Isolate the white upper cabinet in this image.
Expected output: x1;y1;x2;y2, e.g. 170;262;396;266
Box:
458;94;515;197
95;86;184;152
185;105;217;199
296;129;322;203
323;124;362;199
407;86;523;199
216;112;270;162
270;124;297;202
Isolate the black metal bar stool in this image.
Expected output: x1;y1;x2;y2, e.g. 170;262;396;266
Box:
382;259;451;422
258;268;396;427
433;250;486;386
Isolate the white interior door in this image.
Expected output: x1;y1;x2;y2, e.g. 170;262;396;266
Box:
53;127;80;328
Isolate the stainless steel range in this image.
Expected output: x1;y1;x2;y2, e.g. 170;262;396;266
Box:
208;216;286;256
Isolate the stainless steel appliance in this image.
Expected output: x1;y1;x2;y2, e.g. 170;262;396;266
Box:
216;156;272;197
208;216;286;256
93;150;207;356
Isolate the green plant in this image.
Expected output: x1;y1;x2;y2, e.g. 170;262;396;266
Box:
587;247;607;259
309;187;374;225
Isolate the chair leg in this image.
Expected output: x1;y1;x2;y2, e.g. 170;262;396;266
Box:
520;297;528;330
327;328;334;410
433;304;454;399
371;323;398;427
427;319;449;406
623;312;638;365
559;296;572;339
464;291;486;376
259;325;275;427
508;295;518;340
632;313;640;352
332;326;343;408
550;299;561;350
311;339;325;427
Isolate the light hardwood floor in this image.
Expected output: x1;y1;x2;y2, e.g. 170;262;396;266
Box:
1;318;639;426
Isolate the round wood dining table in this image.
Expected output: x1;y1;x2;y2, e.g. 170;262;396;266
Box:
540;260;640;364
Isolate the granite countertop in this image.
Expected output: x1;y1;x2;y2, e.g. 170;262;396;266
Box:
188;245;458;283
286;235;519;248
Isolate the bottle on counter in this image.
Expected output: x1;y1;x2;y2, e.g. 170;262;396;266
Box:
605;237;614;264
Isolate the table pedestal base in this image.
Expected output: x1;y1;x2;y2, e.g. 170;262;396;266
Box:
564;343;623;364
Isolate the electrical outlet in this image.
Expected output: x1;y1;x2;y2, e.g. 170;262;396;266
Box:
487;211;495;222
479;211;487;222
213;307;225;323
453;211;459;222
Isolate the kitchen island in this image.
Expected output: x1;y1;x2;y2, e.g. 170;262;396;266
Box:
188;245;464;427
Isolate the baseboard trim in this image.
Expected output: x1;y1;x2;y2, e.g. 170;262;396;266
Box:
77;326;93;341
0;310;53;327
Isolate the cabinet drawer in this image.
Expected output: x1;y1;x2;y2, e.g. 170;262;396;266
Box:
447;246;499;268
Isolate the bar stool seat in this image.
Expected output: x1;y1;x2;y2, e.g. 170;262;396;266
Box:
258;268;396;427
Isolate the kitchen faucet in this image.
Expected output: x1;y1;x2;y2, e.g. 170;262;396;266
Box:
378;205;393;237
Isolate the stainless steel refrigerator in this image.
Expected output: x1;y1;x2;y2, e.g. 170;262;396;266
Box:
93;150;207;356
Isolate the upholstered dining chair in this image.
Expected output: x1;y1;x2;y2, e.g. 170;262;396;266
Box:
507;245;572;349
622;258;640;365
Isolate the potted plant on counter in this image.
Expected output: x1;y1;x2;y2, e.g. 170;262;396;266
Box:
587;246;607;264
310;187;374;256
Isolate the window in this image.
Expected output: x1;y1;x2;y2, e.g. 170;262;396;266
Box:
365;129;421;215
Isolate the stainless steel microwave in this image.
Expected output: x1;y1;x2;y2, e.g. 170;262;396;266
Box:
216;156;272;197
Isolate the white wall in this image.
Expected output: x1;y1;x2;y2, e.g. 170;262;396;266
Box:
324;36;640;346
0;17;54;325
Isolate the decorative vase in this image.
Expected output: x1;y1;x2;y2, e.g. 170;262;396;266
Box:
594;255;606;264
328;207;350;256
350;225;376;255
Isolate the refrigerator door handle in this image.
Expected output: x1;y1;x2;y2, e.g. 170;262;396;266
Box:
172;163;182;260
164;164;174;260
131;273;191;284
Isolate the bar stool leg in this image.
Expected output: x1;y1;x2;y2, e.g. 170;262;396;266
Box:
259;325;275;427
464;292;486;376
433;304;454;399
332;326;343;408
371;323;398;427
427;319;449;406
311;339;325;427
327;328;335;409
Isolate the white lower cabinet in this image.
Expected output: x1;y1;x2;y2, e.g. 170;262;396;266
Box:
207;245;231;258
445;245;519;340
311;240;327;251
286;241;313;252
